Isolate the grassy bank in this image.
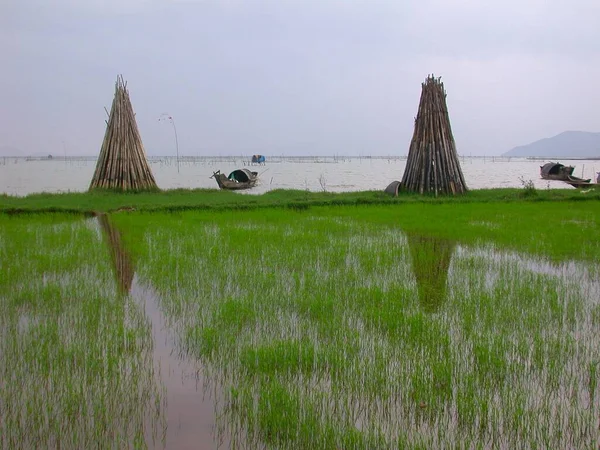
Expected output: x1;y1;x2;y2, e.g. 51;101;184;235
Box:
1;185;599;215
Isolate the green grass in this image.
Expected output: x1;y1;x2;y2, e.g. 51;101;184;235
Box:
2;198;599;448
0;214;165;448
109;203;600;448
1;185;599;215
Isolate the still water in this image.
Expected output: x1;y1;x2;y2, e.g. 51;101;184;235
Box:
1;156;599;196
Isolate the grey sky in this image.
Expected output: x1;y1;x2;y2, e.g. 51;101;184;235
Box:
2;0;599;156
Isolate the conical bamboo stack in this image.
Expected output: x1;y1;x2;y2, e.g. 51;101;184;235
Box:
401;75;467;195
89;75;158;191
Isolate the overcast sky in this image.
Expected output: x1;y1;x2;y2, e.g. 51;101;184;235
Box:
2;0;599;156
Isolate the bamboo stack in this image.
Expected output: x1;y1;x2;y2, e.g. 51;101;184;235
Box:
401;75;467;195
89;75;158;191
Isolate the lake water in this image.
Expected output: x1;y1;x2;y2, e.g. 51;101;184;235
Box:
1;155;599;196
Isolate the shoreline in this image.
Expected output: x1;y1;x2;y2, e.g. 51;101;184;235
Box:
1;186;599;216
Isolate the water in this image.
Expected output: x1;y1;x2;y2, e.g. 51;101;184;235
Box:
2;156;598;196
132;280;228;450
98;214;229;449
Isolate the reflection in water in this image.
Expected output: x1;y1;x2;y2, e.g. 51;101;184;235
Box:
407;234;456;312
98;214;135;295
98;215;225;450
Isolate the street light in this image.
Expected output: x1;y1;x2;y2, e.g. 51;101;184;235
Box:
158;113;180;173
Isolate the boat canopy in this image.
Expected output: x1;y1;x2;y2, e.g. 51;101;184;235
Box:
228;169;255;183
541;162;575;177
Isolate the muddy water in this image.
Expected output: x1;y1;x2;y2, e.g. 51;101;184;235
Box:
98;215;230;449
131;280;229;450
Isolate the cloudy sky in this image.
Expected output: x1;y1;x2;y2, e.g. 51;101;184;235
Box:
2;0;599;156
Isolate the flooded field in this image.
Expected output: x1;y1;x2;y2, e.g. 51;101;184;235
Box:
0;215;165;448
2;156;599;196
1;204;599;448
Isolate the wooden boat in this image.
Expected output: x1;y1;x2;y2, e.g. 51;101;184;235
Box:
540;162;575;181
211;169;258;190
562;175;596;189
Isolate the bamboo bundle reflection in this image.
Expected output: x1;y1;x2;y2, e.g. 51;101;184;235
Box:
407;234;456;312
98;214;134;295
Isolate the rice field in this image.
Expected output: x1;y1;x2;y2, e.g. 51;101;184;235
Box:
0;214;165;449
1;201;599;448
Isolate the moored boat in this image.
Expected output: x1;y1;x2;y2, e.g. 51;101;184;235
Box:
211;169;258;190
562;175;596;189
540;162;575;181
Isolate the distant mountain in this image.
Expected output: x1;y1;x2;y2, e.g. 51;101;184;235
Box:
503;131;600;158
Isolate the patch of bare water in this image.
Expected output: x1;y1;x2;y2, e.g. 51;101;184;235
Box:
131;279;230;450
98;215;231;449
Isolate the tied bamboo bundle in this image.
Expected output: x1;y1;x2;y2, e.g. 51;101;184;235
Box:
401;75;467;195
89;75;158;191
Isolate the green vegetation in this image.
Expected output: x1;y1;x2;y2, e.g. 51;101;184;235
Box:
0;214;165;448
112;204;598;448
1;195;599;448
1;185;599;215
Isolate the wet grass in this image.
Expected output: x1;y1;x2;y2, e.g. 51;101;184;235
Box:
110;204;600;448
1;186;599;215
1;199;598;448
328;201;600;261
0;214;165;449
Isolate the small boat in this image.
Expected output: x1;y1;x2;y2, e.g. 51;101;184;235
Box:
562;175;596;189
540;162;575;181
210;169;258;190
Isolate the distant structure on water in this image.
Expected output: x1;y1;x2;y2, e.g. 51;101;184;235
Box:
400;75;467;195
89;75;157;191
251;154;266;165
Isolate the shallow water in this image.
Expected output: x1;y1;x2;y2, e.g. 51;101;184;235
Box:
98;216;228;449
2;156;598;196
132;281;227;450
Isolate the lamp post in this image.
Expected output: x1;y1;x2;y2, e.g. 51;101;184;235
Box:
62;140;67;167
158;113;180;173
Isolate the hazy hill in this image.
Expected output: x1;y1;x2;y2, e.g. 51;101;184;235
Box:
503;131;600;158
